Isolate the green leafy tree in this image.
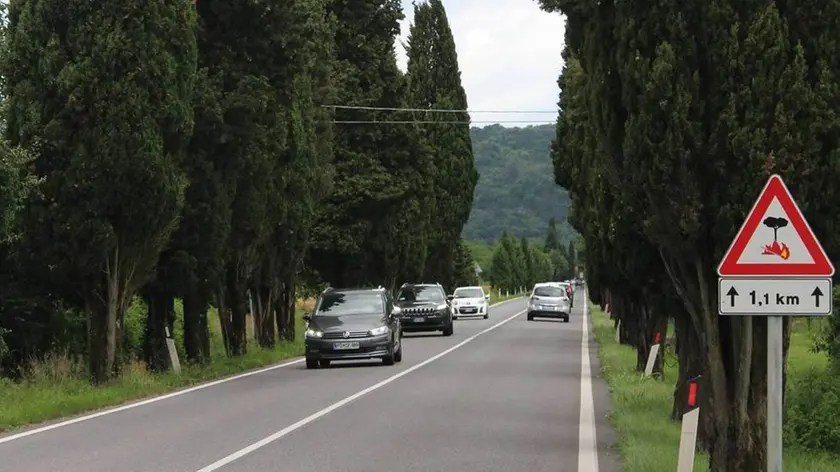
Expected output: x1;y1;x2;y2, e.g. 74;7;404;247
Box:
405;0;478;289
308;0;426;289
4;0;197;381
542;0;840;468
543;217;560;252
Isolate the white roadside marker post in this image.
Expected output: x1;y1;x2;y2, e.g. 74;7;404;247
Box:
716;174;835;472
615;319;621;343
164;326;181;374
643;331;661;377
676;375;701;472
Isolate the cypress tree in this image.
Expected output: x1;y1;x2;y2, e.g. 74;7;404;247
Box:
405;0;478;289
3;0;197;381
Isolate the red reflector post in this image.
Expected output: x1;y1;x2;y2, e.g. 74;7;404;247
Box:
654;332;661;344
687;381;698;408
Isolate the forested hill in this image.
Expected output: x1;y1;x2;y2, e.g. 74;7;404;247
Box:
463;124;573;243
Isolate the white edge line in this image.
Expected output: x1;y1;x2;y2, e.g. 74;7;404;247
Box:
578;292;600;471
0;297;526;444
194;308;527;472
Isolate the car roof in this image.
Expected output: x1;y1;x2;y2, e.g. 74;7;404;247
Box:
322;287;387;294
400;283;443;289
454;286;484;290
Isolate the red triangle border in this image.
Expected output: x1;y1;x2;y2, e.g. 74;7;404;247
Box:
717;174;834;276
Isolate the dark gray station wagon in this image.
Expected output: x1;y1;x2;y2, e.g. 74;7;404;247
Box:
302;287;403;369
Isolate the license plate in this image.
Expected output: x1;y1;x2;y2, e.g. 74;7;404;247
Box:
333;341;359;350
412;317;424;323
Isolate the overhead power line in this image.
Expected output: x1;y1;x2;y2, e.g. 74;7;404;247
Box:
331;120;554;124
322;105;557;114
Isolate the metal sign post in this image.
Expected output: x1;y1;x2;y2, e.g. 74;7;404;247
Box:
717;174;835;472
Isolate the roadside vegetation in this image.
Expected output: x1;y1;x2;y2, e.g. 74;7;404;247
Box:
590;306;840;472
0;0;493;428
0;297;312;432
539;0;840;468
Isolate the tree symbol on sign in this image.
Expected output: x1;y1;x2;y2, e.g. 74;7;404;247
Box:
761;217;790;260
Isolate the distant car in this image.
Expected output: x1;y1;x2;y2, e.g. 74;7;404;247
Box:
527;282;571;322
395;282;454;336
449;285;490;320
302;287;403;369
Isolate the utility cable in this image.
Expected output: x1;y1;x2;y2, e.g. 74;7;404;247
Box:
330;120;554;124
322;105;557;114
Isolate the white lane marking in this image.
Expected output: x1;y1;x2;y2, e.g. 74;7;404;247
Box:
578;292;600;471
194;308;528;472
0;297;525;444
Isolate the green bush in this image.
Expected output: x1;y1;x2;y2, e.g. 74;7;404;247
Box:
785;367;840;453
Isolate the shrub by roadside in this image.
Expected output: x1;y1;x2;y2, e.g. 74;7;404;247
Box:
589;306;840;472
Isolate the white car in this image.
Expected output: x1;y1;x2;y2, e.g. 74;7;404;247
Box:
449;286;490;319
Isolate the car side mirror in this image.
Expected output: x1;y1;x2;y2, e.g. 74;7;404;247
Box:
391;306;402;316
446;294;454;301
484;294;490;300
302;313;312;322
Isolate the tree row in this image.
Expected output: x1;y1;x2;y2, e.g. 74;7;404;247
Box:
0;0;478;382
487;218;579;292
539;0;840;469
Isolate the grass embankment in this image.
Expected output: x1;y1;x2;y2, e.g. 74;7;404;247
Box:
0;298;312;433
590;306;840;472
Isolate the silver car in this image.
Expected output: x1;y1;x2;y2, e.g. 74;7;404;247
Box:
527;283;571;322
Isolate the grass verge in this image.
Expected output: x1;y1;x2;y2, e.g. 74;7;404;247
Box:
0;298;313;433
590;306;840;471
483;284;525;304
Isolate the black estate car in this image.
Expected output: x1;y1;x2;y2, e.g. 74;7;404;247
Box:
302;287;403;369
395;283;454;336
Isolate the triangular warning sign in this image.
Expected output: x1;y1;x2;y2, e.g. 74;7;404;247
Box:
717;174;834;277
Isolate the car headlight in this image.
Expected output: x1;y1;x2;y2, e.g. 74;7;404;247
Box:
305;328;323;338
369;325;390;336
452;300;459;306
436;303;448;311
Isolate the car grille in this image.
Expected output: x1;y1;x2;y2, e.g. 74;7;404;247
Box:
458;306;477;314
322;330;370;339
402;306;439;315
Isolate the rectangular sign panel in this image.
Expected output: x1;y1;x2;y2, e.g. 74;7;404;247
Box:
718;277;832;316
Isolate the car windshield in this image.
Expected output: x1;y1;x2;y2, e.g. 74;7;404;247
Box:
315;292;383;316
397;286;444;302
534;286;566;297
454;288;484;298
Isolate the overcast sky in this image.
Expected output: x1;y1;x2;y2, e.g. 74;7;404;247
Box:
395;0;566;127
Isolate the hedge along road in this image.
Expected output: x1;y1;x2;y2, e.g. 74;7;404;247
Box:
0;291;619;472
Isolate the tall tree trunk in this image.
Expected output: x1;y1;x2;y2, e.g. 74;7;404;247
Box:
276;275;296;342
256;284;276;348
216;282;232;357
671;309;712;450
183;288;210;365
224;264;247;356
142;288;174;372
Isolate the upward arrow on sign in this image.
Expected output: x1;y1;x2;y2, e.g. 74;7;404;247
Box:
717;174;834;277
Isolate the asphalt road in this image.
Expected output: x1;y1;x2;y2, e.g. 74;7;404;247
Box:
0;289;621;472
